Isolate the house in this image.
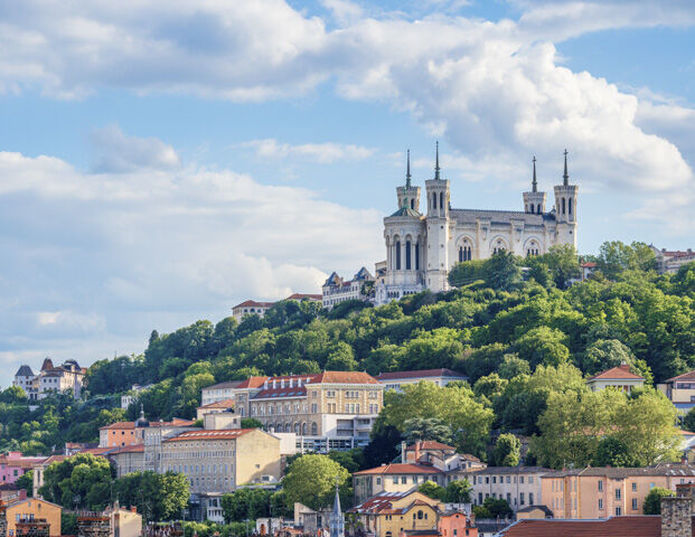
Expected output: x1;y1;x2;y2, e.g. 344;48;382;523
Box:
201;381;245;406
98;409;194;448
540;464;695;519
376;369;469;392
12;358;86;401
404;441;486;476
659;370;695;413
0;497;62;537
650;246;695;274
585;363;645;393
0;453;45;486
76;505;142;537
470;467;548;511
353;464;444;504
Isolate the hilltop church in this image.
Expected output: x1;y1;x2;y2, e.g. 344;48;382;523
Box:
375;144;578;304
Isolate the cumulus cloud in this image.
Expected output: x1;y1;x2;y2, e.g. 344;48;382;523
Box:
0;142;383;386
90;125;180;173
241;138;375;163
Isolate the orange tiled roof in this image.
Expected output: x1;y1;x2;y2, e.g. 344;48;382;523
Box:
236;376;270;389
163;429;255;442
354;463;441;476
406;441;456;452
110;444;145;454
198;399;236;409
499;515;663;536
666;370;695;383
314;371;380;384
587;364;644;382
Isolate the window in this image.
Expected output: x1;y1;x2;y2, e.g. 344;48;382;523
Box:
615;507;622;516
529;493;534;505
598;480;603;492
405;241;412;270
632;483;637;492
569;198;573;215
415;244;420;270
393;477;399;485
432;193;437;210
401;477;407;484
520;493;525;506
632;498;638;510
440;192;444;210
562;198;566;214
615;488;621;499
396;241;401;270
417;510;423;520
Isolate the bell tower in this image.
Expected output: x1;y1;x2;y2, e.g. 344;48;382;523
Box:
396;150;421;212
523;156;547;214
553;150;579;248
425;142;450;292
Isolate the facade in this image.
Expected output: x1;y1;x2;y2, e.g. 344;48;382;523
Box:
13;358;86;401
99;413;194;448
541;464;695;519
201;381;244;406
0;498;61;537
322;268;375;309
232;294;322;322
660;371;695;413
651;246;695;274
210;372;384;451
0;453;45;486
160;428;281;495
470;467;548;511
585;364;645;393
375;147;578;304
404;441;485;474
348;490;442;537
376;370;469;392
196;399;236;421
353;464;444;504
109;445;145;478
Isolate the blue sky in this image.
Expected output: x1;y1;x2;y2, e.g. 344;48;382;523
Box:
1;0;694;387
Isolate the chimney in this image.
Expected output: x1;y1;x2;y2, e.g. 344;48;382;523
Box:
415;441;422;462
400;441;406;463
131;506;137;513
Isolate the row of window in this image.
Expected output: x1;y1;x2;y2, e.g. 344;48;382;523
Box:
476;474;534;485
476;491;533;506
165;463;233;475
394;240;421;271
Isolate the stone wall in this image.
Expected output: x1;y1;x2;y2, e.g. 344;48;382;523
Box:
661;497;692;537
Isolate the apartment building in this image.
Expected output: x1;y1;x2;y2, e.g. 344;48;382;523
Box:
348;490;442;537
0;497;62;537
659;370;695;413
404;441;486;477
99;410;194;448
203;371;384;451
470;467;549;511
201;382;244;406
13;358;86;401
541;464;695;519
159;428;281;495
353;464;444;504
375;369;469;393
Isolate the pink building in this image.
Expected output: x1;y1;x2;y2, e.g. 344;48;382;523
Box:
0;452;45;486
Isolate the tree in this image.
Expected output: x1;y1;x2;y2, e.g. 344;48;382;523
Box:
445;479;472;503
448;260;486;288
363;422;402;468
543;245;581;290
403;417;454;446
328;449;365;474
282;455;350;510
493;434;521;466
114;471;190;521
0;385;28;403
473;497;513;519
418;481;446;500
221;488;273;523
643;487;675;515
240;418;264;429
39;454;114;510
597;241;657;279
512;327;570;368
683;407;695;433
15;470;33;496
325;342;358;371
580;339;653;384
497;354;530;380
482;252;521;291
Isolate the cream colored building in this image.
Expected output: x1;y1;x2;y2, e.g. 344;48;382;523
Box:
470;467;548;511
541;464;695;519
375;147;579;303
110;445;145;478
585;364;645;393
160;428;281;494
660;370;695;414
353;464;444;504
110;506;142;537
322;268;374;309
13;358;85;401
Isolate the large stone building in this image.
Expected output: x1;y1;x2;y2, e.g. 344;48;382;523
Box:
376;147;579;303
13;358;86;400
322;267;375;310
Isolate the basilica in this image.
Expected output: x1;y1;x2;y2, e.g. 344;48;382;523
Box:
374;144;578;304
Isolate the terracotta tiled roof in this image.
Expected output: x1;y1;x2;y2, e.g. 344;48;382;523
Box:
354;463;441;476
233;300;275;309
110;444;145;454
587;364;644;381
406;441;456;452
198;399;236;409
99;418;194;430
236;376;270;389
349;491;438;515
313;371;380;384
581;262;597;268
375;369;467;381
666;370;695;383
253;386;307;399
163;429;256;442
99;421;136;430
543;464;695;479
499;516;663;536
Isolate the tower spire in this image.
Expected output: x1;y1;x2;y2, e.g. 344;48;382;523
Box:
406;149;411;189
563;149;569;186
532;156;537;193
434;141;440;180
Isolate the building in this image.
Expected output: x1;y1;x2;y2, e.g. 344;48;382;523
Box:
159;428;281;495
437;512;477;537
0;497;61;537
232;294;322;322
659;371;695;414
353;464;444;504
201;381;244;406
651;246;695;274
470;467;548;511
196;399;236;421
99;409;194;448
540;464;695;519
109;445;145;478
0;453;45;486
375;147;578;303
209;371;384;451
120;384;153;410
76;506;142;537
404;441;485;475
322;268;375;309
348;489;442;537
12;358;86;401
496;516;661;537
585;363;645;393
376;370;469;392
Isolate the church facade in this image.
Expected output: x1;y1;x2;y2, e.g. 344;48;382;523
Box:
375;145;578;304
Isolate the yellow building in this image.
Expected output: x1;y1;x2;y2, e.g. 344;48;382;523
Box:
349;490;441;537
541;464;695;519
160;428;281;494
1;498;61;537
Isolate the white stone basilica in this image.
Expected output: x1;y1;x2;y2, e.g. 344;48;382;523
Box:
374;144;578;304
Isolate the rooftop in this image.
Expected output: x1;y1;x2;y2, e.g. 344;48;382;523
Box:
587;364;644;382
354;463;441;476
163;428;257;442
233;299;276;309
204;380;244;391
498;515;663;537
665;370;695;383
198;399;236;409
376;369;467;381
406;440;457;452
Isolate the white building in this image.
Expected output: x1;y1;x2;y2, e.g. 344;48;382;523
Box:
376;147;579;303
470;466;549;511
13;358;86;400
375;368;469;392
586;364;645;393
322;267;375;309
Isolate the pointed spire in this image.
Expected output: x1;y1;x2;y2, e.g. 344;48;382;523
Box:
434;141;441;180
140;403;145;419
563;149;569;186
405;149;412;189
532;156;538;193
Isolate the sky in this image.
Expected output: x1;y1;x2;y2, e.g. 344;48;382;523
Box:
0;0;694;388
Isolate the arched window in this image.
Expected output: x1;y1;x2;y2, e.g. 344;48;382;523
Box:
432;193;437;209
537;204;541;214
439;192;444;210
417;511;424;520
311;422;318;435
562;198;566;214
395;241;401;270
411;199;415;210
569;198;573;215
405;240;412;270
415;243;420;270
459;247;463;262
302;423;307;435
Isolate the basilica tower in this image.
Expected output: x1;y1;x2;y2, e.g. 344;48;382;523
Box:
553;150;579;248
425;142;450;292
523;156;546;214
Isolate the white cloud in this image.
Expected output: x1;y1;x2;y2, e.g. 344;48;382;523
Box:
241;138;375;163
90;125;181;173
